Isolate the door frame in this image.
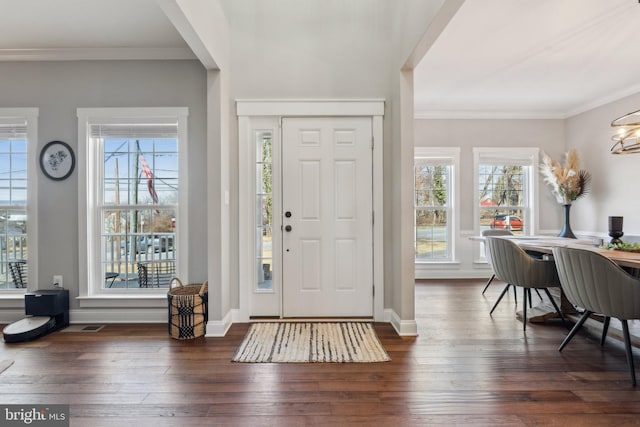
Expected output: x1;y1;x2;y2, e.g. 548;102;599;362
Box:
237;100;384;322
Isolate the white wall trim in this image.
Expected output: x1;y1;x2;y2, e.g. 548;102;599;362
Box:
206;309;233;337
414;109;567;120
0;108;39;292
76;107;189;301
0;48;196;62
416;268;490;280
76;295;166;309
0;309;26;324
69;308;167;324
236;99;385;117
386;309;418;336
236;100;385;324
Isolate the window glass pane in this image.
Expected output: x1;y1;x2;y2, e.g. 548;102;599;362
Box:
415;164;448;207
0;135;28;290
414;155;452;262
415;208;448;260
98;127;179;290
478;163;527;236
102;208;176;289
103;138;179;205
256;131;273;290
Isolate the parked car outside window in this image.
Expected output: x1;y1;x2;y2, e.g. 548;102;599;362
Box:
489;214;523;231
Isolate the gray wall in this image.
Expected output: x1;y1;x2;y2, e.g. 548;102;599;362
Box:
0;60;208;309
566;91;640;237
224;0;449;325
414;118;566;277
415;118;566;231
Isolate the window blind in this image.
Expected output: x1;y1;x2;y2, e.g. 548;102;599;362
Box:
0;124;27;139
90;123;178;139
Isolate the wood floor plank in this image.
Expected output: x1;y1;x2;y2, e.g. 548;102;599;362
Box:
1;279;640;426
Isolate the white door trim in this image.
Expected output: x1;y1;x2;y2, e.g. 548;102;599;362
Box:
237;100;385;322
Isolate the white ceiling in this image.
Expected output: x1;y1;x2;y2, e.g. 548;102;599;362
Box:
0;0;193;60
414;0;640;119
2;0;639;119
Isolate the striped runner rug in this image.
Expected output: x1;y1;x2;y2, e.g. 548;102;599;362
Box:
232;322;391;363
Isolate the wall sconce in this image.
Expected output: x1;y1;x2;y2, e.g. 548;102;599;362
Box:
611;109;640;154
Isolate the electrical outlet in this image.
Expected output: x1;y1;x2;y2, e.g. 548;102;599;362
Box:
53;275;63;288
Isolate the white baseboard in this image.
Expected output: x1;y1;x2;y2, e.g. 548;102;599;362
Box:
69;308;166;323
205;310;233;337
386;309;418;336
0;309;27;324
416;269;489;279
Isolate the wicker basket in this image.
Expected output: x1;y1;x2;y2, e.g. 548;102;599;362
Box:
167;278;208;340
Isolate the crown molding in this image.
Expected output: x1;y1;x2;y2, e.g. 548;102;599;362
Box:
565;83;640;118
414;108;566;120
0;47;197;61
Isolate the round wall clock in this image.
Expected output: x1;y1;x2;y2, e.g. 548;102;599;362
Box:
40;140;75;181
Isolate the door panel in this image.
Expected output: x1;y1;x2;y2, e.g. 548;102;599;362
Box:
282;117;372;317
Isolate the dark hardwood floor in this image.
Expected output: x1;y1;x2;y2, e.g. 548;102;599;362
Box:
1;279;640;426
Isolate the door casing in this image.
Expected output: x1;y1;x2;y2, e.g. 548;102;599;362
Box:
237;100;384;322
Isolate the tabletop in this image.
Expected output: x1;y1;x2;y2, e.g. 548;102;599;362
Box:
473;235;640;270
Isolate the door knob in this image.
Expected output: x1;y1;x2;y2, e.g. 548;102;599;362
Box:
285;225;292;232
285;211;292;218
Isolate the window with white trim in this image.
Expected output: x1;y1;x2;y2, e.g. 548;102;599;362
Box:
78;108;188;297
474;148;538;259
0;109;37;291
414;147;459;262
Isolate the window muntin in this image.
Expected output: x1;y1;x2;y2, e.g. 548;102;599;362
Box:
478;164;526;235
0;121;29;289
255;131;273;291
474;148;539;261
414;147;459;262
97;130;178;289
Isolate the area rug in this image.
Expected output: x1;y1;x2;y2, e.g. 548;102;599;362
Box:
232;322;391;363
0;359;14;375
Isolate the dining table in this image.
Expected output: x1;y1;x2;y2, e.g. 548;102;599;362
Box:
497;235;640;269
473;234;640;323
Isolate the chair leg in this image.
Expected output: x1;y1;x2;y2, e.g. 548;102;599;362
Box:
534;289;543;301
543;288;568;328
559;310;592;352
601;316;611;347
527;289;532;308
490;284;511;315
621;320;637;386
481;274;495;295
523;287;527;331
512;285;517;305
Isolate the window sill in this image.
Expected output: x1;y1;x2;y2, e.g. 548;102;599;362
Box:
416;261;461;268
77;293;167;308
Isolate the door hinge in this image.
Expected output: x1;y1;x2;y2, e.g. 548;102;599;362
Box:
371;136;374;150
372;285;375;297
372;211;375;225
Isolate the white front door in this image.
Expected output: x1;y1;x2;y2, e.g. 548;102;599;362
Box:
281;117;373;317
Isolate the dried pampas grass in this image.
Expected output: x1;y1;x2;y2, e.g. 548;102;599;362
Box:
540;149;591;205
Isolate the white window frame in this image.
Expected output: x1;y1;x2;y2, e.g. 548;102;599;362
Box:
473;147;539;263
77;107;188;307
0;108;38;299
414;146;460;264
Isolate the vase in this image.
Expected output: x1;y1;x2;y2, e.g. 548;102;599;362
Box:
558;204;576;239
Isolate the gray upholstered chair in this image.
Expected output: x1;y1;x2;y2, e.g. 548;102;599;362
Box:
552;246;640;386
481;229;514;295
485;236;566;331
